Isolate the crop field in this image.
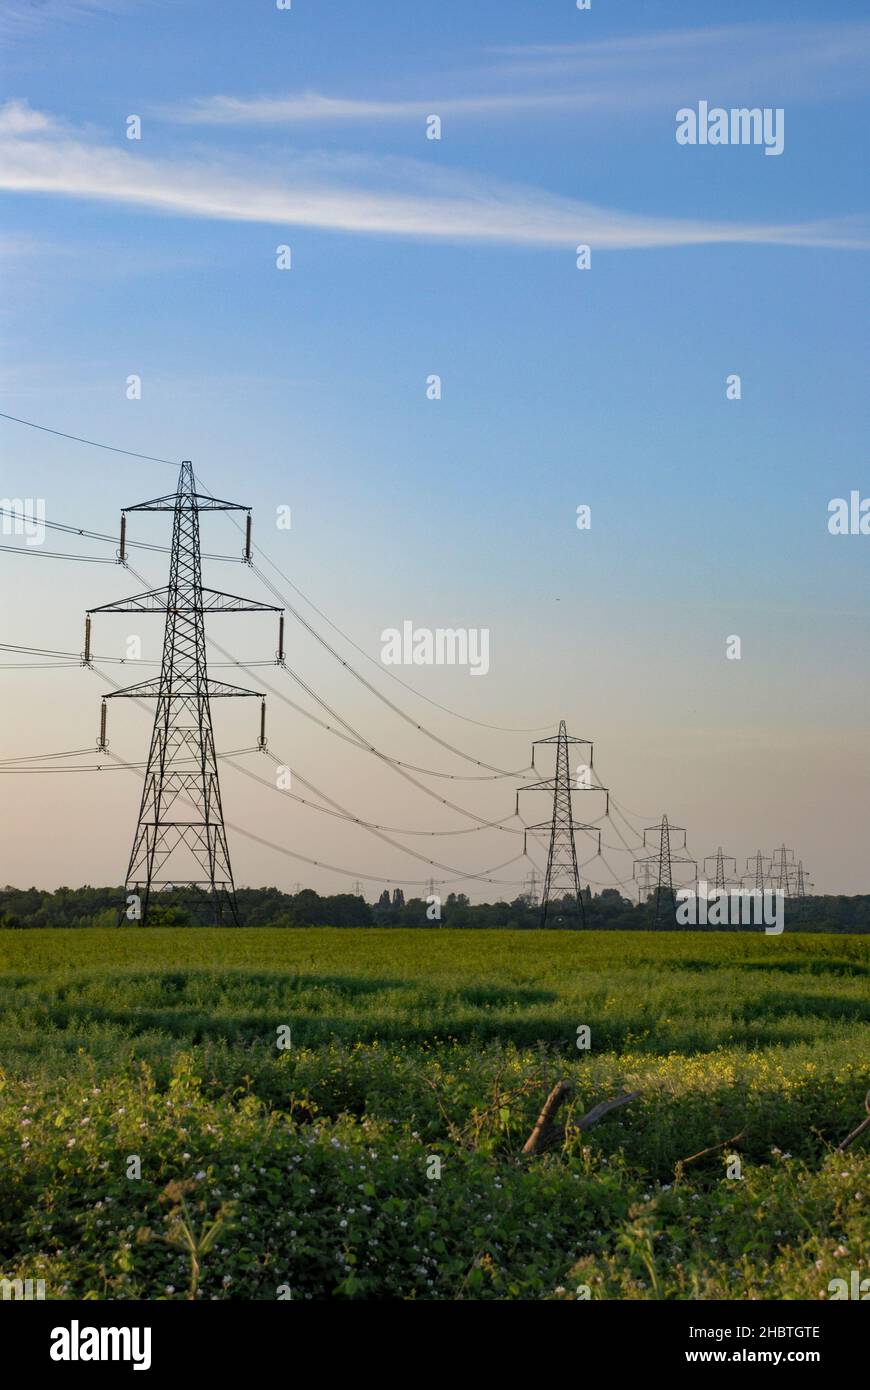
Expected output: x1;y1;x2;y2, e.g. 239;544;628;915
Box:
1;928;868;1301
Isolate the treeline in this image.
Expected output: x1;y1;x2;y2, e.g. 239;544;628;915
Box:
0;884;868;931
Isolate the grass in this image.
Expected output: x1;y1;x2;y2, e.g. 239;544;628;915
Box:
0;927;867;1300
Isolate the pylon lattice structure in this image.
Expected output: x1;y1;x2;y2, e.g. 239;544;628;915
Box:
516;720;607;928
742;851;770;894
704;847;738;894
794;860;812;896
632;857;657;903
637;814;697;926
768;844;797;897
87;461;282;926
522;866;540;907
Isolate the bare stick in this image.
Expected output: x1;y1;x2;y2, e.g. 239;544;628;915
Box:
523;1085;640;1155
522;1081;572;1155
674;1129;747;1185
575;1090;640;1131
836;1090;870;1153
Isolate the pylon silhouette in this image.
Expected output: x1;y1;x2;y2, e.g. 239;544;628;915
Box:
87;461;282;926
516;720;606;927
638;815;696;926
768;844;796;897
522;866;540;907
742;851;770;894
704;846;737;893
632;857;657;903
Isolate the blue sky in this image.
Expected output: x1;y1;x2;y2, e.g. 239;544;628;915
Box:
0;0;868;896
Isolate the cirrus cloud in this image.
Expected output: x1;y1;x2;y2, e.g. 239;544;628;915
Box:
0;102;867;253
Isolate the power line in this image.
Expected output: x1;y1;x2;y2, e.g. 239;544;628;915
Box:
0;406;550;732
0;413;647;898
0;543;115;563
229;750;519;838
102;745;532;890
0;411;178;466
251;560;541;777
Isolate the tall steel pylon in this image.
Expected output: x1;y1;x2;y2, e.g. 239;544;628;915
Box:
704;846;737;894
742;851;770;894
86;461;282;926
522;866;540;907
638;814;696;926
632;857;657;903
768;844;797;897
516;720;606;928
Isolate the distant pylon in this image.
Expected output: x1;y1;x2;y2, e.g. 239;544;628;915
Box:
704;847;737;894
516;720;607;928
795;860;812;896
522;866;540;906
742;851;770;894
638;815;696;926
768;844;796;897
632;857;657;903
87;461;282;926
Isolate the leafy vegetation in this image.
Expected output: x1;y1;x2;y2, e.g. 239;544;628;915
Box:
0;928;867;1299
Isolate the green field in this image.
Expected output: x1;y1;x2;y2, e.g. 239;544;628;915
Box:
1;928;868;1300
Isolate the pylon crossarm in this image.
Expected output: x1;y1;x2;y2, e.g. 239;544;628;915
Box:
531;734;593;747
200;588;281;612
88;588;171;613
125;492;249;513
104;678;265;699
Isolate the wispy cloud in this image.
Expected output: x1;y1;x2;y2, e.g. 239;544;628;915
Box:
170;22;870;128
0;0;130;37
0;102;867;252
174;92;582;126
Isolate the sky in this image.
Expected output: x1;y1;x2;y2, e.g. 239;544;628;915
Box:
0;0;868;899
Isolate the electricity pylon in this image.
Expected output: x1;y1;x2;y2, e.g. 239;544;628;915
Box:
638;815;696;927
522;866;540;907
516;720;606;927
794;861;812;896
86;461;282;926
632;857;657;903
704;847;737;894
742;851;770;894
768;844;796;897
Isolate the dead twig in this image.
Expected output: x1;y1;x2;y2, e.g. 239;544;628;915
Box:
574;1090;641;1131
674;1129;747;1186
523;1081;572;1155
523;1083;640;1155
836;1089;870;1153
